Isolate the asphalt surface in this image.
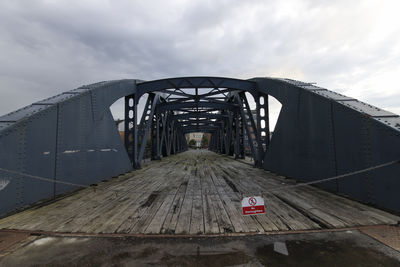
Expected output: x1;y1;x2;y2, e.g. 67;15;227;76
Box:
1;230;400;266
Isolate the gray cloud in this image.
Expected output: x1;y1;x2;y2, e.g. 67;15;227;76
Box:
0;0;399;126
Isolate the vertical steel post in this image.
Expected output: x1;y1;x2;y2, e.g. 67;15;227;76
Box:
255;93;263;167
124;94;138;168
156;113;161;159
239;113;245;159
132;93;139;168
234;112;239;159
256;93;270;167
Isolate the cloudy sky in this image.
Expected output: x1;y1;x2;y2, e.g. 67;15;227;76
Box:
1;0;399;129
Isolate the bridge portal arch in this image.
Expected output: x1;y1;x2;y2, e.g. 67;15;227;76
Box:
124;77;275;168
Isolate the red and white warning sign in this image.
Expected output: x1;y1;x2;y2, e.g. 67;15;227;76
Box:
242;196;265;216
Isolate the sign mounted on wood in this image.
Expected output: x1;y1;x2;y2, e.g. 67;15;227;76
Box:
242;196;265;215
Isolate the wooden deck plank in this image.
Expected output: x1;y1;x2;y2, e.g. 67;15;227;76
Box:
113;171;174;233
210;166;263;233
174;168;195;234
0;150;399;235
131;191;177;233
209;169;247;233
140;170;186;234
61;175;153;233
200;167;220;234
160;192;186;234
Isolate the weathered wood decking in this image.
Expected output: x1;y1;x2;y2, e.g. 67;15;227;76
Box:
0;150;398;235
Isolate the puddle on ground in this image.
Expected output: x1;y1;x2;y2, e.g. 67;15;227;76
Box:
255;239;400;267
161;250;253;267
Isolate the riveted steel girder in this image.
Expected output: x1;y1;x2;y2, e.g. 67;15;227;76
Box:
156;101;239;113
171;113;228;121
136;76;257;98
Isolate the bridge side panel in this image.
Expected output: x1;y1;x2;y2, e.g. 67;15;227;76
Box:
333;102;400;211
0;106;58;216
261;85;338;191
23;107;59;205
369;121;400;212
0;80;135;217
54;92;132;194
254;78;400;213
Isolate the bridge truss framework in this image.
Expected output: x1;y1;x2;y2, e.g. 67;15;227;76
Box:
0;76;399;217
125;77;270;168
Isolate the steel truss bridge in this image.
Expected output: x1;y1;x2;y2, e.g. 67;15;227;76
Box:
0;76;399;217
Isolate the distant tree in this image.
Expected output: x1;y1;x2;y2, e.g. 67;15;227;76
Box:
201;135;209;148
188;139;196;147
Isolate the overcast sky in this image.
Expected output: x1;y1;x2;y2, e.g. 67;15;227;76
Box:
1;0;399;130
